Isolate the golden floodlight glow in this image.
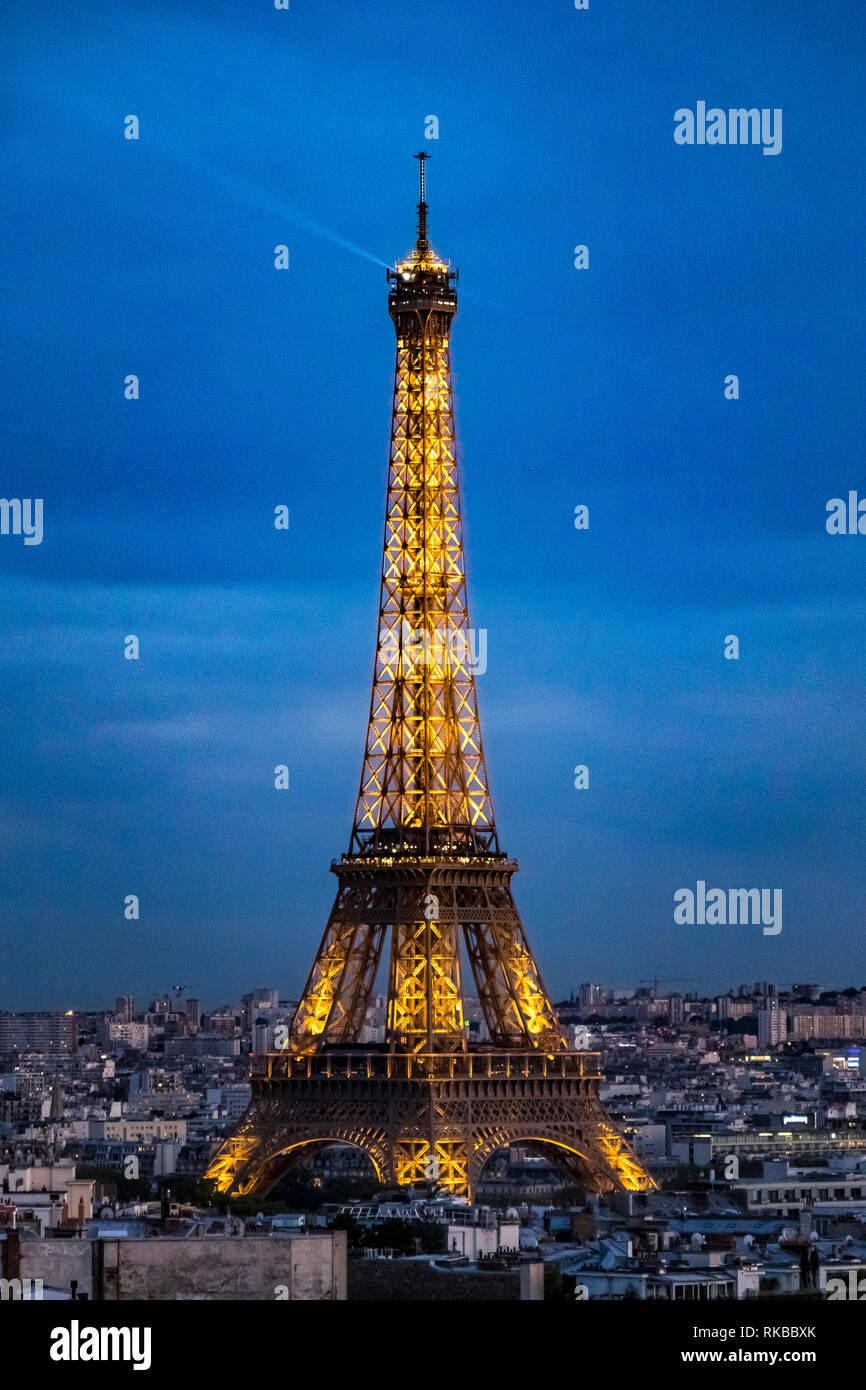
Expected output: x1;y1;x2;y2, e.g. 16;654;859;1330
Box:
205;155;656;1200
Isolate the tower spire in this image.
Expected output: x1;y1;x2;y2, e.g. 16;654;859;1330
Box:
414;150;429;251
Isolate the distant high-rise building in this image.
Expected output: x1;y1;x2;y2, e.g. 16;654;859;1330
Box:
115;995;134;1022
252;1018;276;1054
579;983;604;1009
241;989;279;1029
717;996;755;1022
205;1010;239;1037
758;1000;787;1048
791;1010;866;1041
718;995;742;1021
185;998;200;1030
667;994;685;1026
0;1011;78;1055
108;1021;150;1051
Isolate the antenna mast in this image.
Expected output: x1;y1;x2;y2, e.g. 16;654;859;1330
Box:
414;150;429;249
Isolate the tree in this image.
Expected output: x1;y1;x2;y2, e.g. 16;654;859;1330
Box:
328;1213;366;1249
417;1218;446;1254
161;1175;219;1206
373;1218;418;1255
544;1264;565;1301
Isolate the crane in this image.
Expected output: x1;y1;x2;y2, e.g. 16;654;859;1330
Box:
160;984;195;1012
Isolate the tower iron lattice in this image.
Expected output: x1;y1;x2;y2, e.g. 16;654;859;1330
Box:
207;156;655;1199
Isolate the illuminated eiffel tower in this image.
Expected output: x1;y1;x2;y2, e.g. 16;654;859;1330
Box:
207;156;654;1199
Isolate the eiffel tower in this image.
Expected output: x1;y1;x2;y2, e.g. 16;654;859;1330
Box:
206;156;654;1199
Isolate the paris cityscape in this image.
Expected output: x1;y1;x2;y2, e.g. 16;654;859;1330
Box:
2;0;862;1369
4;977;866;1307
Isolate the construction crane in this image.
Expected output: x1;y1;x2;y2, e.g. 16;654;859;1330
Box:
161;984;195;1013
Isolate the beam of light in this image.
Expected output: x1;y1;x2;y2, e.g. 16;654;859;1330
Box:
25;76;389;269
173;152;389;268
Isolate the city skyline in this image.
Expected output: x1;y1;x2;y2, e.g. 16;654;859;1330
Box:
7;975;866;1019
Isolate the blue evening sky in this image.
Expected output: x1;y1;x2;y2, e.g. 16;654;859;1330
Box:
1;0;865;1008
